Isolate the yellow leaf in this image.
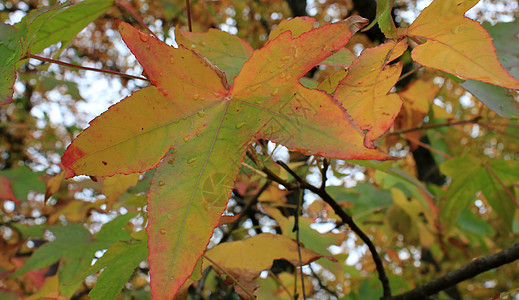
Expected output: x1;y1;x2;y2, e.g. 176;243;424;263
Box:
408;0;519;89
45;171;64;201
269;17;314;40
334;39;407;143
399;79;440;114
204;233;323;298
103;173;140;210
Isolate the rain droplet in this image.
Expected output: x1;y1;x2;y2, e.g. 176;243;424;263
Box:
187;156;198;164
183;136;190;143
139;31;150;42
271;88;278;96
281;56;290;61
160;228;166;235
279;73;286;79
293;48;300;58
251;85;261;91
170;276;175;280
169;57;174;64
191;44;196;48
198;110;206;117
277;63;286;69
235;122;246;129
201;41;207;46
158;181;165;186
193;94;200;100
452;26;462;34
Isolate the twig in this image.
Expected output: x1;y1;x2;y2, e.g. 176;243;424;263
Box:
220;181;270;243
397;65;422;83
275;160;392;298
308;263;340;298
268;270;293;298
293;183;306;300
186;0;192;32
389;117;481;135
116;1;160;40
29;54;150;82
389;243;519;300
203;254;255;299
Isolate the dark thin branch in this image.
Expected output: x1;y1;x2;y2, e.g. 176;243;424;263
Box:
389;117;481;135
275;160;392;298
29;55;150;82
186;0;192;32
220;181;270;243
293;183;306;300
388;243;519;300
308;263;340;298
397;65;422;83
116;1;160;40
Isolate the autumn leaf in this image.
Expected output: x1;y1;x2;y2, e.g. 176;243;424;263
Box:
407;0;519;90
61;17;391;299
334;39;407;144
175;27;254;83
103;173;140;209
203;233;325;298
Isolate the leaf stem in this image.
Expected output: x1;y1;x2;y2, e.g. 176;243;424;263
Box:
29;54;150;82
275;160;392;298
203;254;255;299
116;1;160;40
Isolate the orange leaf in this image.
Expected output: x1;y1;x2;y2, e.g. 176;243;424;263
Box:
334;39;407;144
176;27;254;83
61;17;390;299
408;0;519;89
204;233;324;298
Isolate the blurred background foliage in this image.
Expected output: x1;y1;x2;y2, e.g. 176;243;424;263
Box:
0;0;518;299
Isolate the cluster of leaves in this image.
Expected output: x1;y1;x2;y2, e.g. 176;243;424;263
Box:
1;0;519;299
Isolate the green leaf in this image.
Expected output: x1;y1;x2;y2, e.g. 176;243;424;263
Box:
15;0;113;55
0;23;23;104
0;166;45;202
11;212;137;297
441;156;519;230
457;209;495;236
86;238;148;300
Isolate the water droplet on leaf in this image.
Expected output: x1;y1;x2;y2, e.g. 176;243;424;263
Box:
193;94;200;100
198;110;206;117
187;156;198;164
139;31;150;42
158;181;165;186
251;85;261;91
183;136;190;143
271;88;278;96
169;57;174;64
235;122;246;129
160;228;166;234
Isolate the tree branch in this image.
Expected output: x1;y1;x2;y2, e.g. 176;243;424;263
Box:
275;160;392;298
29;55;150;82
388;243;519;300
